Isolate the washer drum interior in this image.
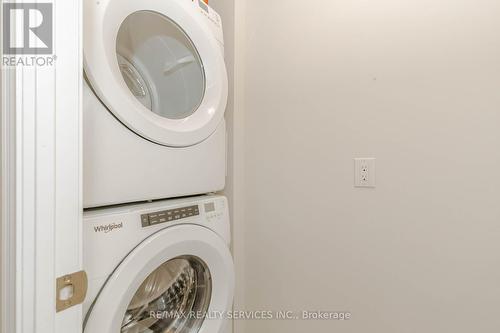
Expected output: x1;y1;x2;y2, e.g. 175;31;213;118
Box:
121;256;212;333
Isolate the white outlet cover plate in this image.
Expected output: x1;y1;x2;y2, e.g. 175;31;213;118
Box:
354;158;376;188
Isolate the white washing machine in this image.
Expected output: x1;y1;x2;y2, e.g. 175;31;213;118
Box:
83;0;228;208
83;195;234;333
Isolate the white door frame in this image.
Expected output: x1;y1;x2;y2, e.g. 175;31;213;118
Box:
1;28;17;333
1;1;83;333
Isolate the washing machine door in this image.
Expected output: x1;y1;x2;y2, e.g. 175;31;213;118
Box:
84;225;234;333
84;0;228;147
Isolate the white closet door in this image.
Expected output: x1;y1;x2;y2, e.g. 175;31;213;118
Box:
2;1;84;333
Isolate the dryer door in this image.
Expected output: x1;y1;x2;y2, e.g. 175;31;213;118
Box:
84;0;228;147
84;225;234;333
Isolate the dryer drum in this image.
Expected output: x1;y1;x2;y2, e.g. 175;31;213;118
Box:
121;256;212;333
116;10;206;121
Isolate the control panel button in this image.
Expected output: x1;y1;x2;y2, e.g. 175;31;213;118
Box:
141;205;200;228
204;202;215;212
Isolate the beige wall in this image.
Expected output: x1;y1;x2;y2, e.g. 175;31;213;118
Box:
239;1;500;332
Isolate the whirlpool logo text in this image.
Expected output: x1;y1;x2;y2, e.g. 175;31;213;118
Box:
93;222;124;234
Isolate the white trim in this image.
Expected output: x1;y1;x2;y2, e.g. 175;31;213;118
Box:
1;69;17;333
16;49;37;333
1;11;17;333
54;0;84;331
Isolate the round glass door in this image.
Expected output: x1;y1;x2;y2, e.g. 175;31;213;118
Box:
121;256;212;333
116;10;206;120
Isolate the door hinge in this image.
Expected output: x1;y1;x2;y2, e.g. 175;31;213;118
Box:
56;270;88;312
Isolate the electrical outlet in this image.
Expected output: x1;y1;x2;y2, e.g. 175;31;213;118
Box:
354;158;376;188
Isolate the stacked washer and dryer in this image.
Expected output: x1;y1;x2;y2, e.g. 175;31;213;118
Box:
82;1;234;332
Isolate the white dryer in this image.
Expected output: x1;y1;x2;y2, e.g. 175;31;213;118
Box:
83;0;228;208
83;195;234;333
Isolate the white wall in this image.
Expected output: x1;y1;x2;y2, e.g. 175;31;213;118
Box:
239;1;500;332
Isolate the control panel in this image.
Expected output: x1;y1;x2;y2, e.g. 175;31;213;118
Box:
141;205;200;227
